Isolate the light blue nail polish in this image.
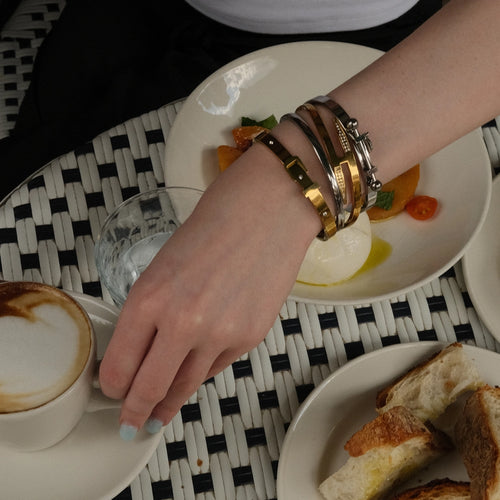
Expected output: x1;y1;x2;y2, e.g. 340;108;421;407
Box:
119;424;138;441
145;418;164;435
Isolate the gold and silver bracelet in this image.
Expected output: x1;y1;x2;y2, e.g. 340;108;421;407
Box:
310;95;382;211
253;97;382;239
296;101;362;226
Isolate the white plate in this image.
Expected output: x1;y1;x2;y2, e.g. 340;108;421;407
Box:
276;341;499;499
0;291;163;500
463;175;500;342
164;41;491;305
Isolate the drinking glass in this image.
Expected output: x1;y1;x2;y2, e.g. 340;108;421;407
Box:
95;186;203;306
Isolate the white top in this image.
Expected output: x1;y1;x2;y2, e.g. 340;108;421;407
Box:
184;0;420;34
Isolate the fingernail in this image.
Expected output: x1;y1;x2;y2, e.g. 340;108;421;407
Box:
119;423;138;441
145;418;164;435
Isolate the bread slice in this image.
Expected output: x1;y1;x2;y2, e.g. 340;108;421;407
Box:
455;385;500;500
376;343;483;422
392;478;471;499
318;406;452;500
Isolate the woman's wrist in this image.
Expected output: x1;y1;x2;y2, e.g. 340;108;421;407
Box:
224;100;376;244
208;127;324;251
270;119;339;227
264;96;381;237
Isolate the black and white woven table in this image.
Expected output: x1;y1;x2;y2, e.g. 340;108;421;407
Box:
1;97;500;499
2;1;500;498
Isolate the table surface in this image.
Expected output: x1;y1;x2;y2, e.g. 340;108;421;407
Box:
1;99;499;500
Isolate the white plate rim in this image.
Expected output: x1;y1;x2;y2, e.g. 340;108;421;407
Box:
462;175;500;341
276;341;498;499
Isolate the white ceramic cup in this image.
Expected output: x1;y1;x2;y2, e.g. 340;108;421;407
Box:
0;281;119;451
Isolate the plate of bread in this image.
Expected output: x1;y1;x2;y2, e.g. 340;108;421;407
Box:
277;342;500;499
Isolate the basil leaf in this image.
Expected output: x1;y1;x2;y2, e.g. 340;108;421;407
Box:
375;190;395;210
241;115;278;129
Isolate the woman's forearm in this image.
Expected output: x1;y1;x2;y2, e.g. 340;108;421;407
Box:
330;0;500;182
256;0;500;229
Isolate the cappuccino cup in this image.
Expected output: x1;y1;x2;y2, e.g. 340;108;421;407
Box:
0;281;118;451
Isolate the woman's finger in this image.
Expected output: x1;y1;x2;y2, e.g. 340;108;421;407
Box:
99;292;158;400
116;319;194;432
147;348;218;427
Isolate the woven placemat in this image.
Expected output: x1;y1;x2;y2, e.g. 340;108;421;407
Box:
1;98;499;499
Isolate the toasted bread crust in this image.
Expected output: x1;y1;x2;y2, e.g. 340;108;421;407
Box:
392;478;471;499
345;406;451;457
375;342;483;420
455;385;500;500
376;343;463;410
376;354;436;409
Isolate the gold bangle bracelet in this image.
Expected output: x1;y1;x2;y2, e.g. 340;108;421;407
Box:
296;103;348;206
298;99;363;227
310;95;382;210
280;112;345;229
253;131;337;240
297;102;348;206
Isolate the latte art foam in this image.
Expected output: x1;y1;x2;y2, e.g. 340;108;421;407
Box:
0;282;92;413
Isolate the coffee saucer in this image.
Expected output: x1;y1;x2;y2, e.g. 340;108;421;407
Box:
0;291;163;500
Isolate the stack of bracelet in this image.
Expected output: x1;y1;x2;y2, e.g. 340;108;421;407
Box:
254;95;382;240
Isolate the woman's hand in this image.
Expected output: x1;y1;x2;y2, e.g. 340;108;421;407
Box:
98;142;321;437
98;0;500;438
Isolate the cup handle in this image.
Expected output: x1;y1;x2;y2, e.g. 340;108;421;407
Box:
86;360;122;413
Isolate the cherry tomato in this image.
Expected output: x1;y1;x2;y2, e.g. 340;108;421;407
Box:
405;195;438;220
